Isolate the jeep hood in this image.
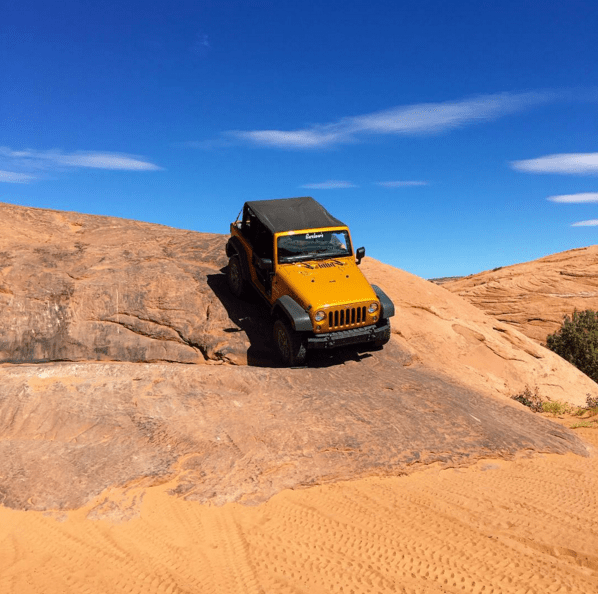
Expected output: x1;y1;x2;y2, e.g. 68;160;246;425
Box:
277;261;377;309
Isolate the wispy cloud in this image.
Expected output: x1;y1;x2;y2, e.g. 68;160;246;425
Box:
512;153;598;175
376;180;428;188
572;219;598;227
228;90;563;149
548;192;598;203
55;153;162;170
182;138;237;150
301;180;357;189
0;170;36;183
191;32;211;58
0;147;162;182
235;129;345;149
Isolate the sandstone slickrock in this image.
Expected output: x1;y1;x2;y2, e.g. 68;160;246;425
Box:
0;358;587;512
0;202;260;365
361;259;598;407
0;202;595;513
2;202;596;405
442;246;598;344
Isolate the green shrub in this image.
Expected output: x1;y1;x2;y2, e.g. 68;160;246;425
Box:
586;394;598;417
541;401;571;416
546;310;598;383
511;385;543;412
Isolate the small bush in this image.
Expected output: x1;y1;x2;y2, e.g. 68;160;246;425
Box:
541;401;571;417
586;394;598;417
511;385;543;412
546;309;598;383
586;394;598;408
570;419;598;429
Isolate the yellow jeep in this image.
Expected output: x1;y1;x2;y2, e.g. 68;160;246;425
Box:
225;197;394;365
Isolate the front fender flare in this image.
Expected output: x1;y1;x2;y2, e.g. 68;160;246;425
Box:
273;296;313;332
372;285;395;319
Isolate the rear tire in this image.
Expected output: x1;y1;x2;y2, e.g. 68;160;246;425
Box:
227;255;247;298
273;319;307;366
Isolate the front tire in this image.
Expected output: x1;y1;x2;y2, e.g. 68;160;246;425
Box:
227;255;247;298
373;319;391;349
273;319;307;366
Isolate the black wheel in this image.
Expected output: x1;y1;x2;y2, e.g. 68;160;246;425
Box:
273;319;307;366
227;255;247;298
373;319;391;349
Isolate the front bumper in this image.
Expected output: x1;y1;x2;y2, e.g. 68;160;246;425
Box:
307;320;390;350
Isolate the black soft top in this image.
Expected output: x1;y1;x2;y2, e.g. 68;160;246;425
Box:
245;197;346;233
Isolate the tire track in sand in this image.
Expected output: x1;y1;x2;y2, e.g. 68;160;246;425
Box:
1;428;597;594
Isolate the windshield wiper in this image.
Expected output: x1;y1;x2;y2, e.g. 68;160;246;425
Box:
311;252;348;261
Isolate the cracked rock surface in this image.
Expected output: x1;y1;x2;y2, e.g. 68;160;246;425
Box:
0;202;254;365
0;358;588;511
442;246;598;344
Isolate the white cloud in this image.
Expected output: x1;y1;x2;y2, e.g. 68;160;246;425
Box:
548;192;598;203
301;180;357;189
53;153;162;170
376;180;428;188
0;147;162;176
512;153;598;175
234;129;345;149
0;170;36;183
349;92;545;134
228;90;561;149
572;219;598;226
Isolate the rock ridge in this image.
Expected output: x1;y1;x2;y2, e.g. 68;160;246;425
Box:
443;246;598;344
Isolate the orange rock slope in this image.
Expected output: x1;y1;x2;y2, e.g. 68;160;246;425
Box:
442;245;598;344
1;202;596;407
2;203;598;594
362;258;598;407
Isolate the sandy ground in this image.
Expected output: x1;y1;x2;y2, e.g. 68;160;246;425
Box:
1;425;596;594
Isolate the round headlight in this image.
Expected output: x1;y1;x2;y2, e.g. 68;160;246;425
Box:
368;302;379;314
315;310;326;322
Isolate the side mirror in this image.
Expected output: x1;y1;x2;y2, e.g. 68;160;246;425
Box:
356;247;365;265
259;257;273;272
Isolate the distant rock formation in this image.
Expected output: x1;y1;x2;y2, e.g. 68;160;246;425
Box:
442;247;598;344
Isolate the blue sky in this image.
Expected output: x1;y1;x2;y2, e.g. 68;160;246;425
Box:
1;0;597;278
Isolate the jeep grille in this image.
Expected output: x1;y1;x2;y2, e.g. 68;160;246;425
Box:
328;306;367;329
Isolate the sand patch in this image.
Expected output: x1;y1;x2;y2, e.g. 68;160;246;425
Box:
1;429;596;594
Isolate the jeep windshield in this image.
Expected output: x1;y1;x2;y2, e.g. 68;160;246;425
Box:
277;230;352;263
